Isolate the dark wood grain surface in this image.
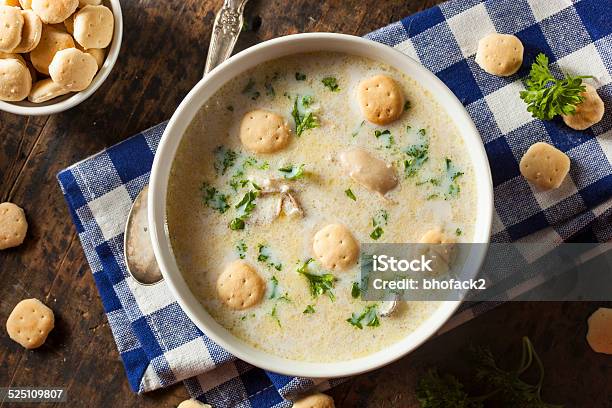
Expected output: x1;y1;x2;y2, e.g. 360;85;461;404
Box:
0;1;610;407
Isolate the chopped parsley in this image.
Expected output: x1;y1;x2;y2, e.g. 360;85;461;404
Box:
258;244;283;271
230;189;258;230
404;100;411;112
295;72;306;81
374;129;394;149
269;292;291;327
297;258;336;301
264;81;275;97
269;275;279;299
278;164;305;180
241;78;260;100
370;209;388;240
345;188;356;201
201;182;229;213
351;120;365;137
346;304;380;329
444;158;464;200
321;76;340;92
351;282;361;299
264;72;279;97
292;96;319;137
455;228;462;236
270;304;281;327
301;95;313;108
303;304;315;314
404;129;429;177
370;227;384;240
229;156;269;191
213;146;238;175
229;218;245;230
236;240;247;259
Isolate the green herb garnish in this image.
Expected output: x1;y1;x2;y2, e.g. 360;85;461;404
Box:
374;129;394;148
351;120;366;137
264;81;275;97
213;146;238;175
444;158;464;200
369;209;388;240
303;304;315;314
258;244;282;271
520;53;591;120
404;129;429;177
455;228;462;236
370;227;384;240
270;304;281;327
297;258;336;301
229;188;258;230
201;182;229;213
228;156;268;191
417;370;480;408
236;240;247;259
321;76;340;92
242;78;255;93
295;72;306;81
229;218;245;230
351;282;361;298
292;96;319;137
269;292;291;327
301;95;313;108
404;100;411;112
345;188;356;201
269;275;279;299
241;78;260;100
417;337;561;408
278;164;305;180
346;304;380;329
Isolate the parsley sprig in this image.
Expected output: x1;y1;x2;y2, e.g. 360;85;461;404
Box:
278;164;305;180
370;209;389;240
292;96;319;137
321;76;340;92
520;53;591;120
297;258;336;301
404;128;429;178
229;187;259;230
201;182;229;213
346;304;380;329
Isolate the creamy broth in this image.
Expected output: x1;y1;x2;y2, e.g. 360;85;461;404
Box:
167;52;477;362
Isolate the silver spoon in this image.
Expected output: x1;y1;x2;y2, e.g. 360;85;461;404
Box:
124;0;248;285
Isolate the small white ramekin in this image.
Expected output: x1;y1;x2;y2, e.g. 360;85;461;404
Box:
0;0;122;116
149;33;493;379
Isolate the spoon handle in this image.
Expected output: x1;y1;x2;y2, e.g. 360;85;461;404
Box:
204;0;249;76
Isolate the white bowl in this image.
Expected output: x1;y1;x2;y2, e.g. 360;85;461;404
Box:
0;0;123;116
149;33;493;378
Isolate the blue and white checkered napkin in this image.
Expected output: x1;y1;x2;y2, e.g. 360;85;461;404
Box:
57;0;611;406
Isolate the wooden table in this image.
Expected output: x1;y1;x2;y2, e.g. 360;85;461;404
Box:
1;0;610;406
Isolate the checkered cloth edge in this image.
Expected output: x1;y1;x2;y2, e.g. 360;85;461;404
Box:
56;0;611;406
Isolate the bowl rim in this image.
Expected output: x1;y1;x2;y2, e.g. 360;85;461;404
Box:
0;0;123;116
148;32;493;378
